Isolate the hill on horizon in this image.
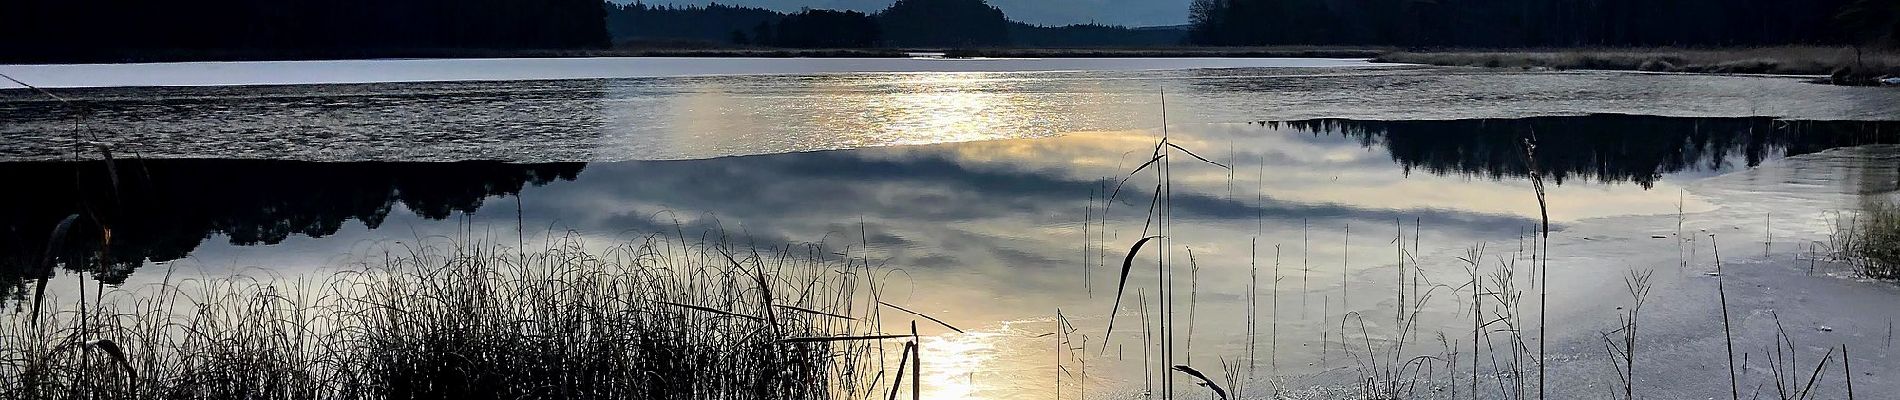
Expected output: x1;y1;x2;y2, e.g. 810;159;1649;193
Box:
621;0;1190;28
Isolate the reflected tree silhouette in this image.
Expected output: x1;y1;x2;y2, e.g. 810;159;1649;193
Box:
0;160;582;303
1277;115;1900;189
7;115;1900;305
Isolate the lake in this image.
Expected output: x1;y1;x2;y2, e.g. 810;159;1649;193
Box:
6;57;1900;399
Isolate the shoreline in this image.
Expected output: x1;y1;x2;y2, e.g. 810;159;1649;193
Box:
9;45;1892;87
0;57;1381;90
1376;46;1900;85
0;46;1388;65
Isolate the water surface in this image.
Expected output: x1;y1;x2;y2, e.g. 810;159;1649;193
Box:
6;65;1900;162
0;57;1382;89
8;62;1900;398
10;114;1900;398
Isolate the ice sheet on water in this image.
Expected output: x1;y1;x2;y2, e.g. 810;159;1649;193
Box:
0;57;1384;89
3;64;1899;163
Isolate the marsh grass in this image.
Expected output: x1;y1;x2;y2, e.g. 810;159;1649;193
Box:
1477;247;1535;400
1068;104;1879;400
1597;269;1654;400
1;233;905;400
1052;310;1087;400
1827;200;1900;279
1744;311;1840;400
1337;219;1459;400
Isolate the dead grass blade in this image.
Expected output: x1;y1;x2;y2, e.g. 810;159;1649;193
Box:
1104;235;1162;351
1165;142;1232;170
657;301;765;321
84;339;138;382
31;213;81;327
775;304;857;320
1172;364;1230;400
780;334;913;343
878;301;964;333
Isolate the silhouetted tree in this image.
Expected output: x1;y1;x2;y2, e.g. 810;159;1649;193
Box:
877;0;1012;47
767;10;882;48
1012;23;1187;47
1839;0;1900;48
605;2;784;45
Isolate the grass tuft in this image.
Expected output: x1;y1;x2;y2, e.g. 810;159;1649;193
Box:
1829;200;1900;279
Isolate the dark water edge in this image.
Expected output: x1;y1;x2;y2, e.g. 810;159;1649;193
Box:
7;114;1900;305
2;161;582;289
1376;48;1900;79
0;47;1389;65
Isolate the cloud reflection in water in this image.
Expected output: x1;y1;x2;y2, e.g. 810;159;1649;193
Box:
9;115;1900;398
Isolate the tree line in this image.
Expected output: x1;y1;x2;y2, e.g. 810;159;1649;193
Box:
1189;0;1898;47
0;0;609;62
5;0;1890;62
607;0;1183;48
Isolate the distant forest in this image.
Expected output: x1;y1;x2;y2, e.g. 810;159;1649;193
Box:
605;0;1186;48
0;0;1179;62
1188;0;1900;47
2;0;1894;62
1;0;609;62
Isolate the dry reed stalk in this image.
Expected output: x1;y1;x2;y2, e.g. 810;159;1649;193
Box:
1843;345;1854;400
1520;137;1550;400
1270;245;1281;373
1714;234;1740;400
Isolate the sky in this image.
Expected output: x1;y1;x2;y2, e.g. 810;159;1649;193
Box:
632;0;1192;27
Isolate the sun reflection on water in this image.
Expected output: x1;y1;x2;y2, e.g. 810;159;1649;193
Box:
635;72;1155;160
876;75;1027;146
903;319;1075;400
917;330;999;400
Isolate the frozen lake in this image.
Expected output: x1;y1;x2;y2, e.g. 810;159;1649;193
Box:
0;57;1384;89
5;63;1900;163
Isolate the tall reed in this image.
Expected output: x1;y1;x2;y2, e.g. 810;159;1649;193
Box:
1101;90;1230;399
1520;137;1550;399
